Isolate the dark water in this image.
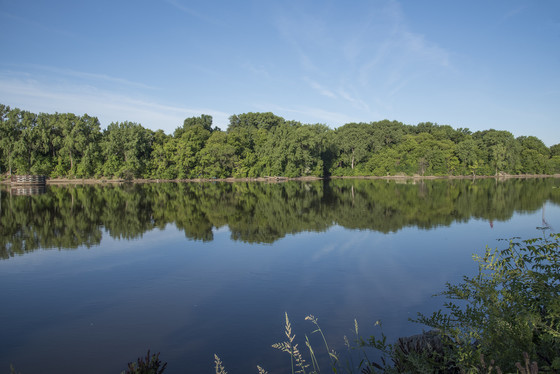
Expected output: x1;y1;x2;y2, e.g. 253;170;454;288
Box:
1;178;559;373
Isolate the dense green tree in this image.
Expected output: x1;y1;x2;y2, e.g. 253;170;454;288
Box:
53;113;102;176
550;144;560;157
0;103;557;179
228;112;284;132
473;129;521;175
252;122;331;177
413;122;469;143
12;110;38;173
455;137;480;175
517;135;550;156
253;121;294;176
366;147;400;176
518;136;550;174
172;115;214;178
548;144;560;174
198;131;237;178
147;130;175;179
174;114;213;137
408;133;455;175
548;156;560;174
0;107;23;175
371;119;408;148
226;112;289;177
0;105;9;173
332;122;371;173
30;113;62;175
101;121;152;178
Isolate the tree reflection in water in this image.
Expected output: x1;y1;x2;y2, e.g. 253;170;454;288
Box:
1;178;559;259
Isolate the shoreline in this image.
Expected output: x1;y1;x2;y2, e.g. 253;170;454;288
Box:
2;173;560;185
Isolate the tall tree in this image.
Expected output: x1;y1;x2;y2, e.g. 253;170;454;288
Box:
473;129;520;175
54;113;100;176
333;123;371;172
173;115;214;178
101;121;152;178
198;131;236;178
0;107;23;175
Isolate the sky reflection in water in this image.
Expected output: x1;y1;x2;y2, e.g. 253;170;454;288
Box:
0;179;559;373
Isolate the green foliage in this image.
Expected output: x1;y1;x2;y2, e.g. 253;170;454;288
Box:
122;350;167;374
101;121;153;178
198;131;237;178
414;233;560;373
547;156;560;174
333;122;371;171
473;129;522;175
0;103;557;179
456;138;479;175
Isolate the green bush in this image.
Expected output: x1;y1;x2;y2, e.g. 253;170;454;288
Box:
122;350;167;374
414;233;560;373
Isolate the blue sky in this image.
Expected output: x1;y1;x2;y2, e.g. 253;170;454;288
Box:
1;0;559;145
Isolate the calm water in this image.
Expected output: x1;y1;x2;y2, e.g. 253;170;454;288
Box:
1;178;559;373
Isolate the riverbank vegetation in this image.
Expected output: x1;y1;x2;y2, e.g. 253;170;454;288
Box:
2;104;559;179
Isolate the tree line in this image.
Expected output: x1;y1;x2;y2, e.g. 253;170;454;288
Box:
1;104;560;179
2;178;558;258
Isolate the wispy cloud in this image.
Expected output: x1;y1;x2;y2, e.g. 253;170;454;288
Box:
304;77;337;99
0;74;230;132
357;2;450;92
296;106;356;126
272;6;324;73
400;29;449;67
337;88;370;111
502;5;527;22
162;0;220;25
387;78;409;98
243;62;271;79
256;103;357;127
12;63;158;90
0;11;78;39
271;0;450;120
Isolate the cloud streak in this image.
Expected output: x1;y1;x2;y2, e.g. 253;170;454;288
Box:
270;0;451;126
0;74;230;132
257;103;357;127
162;0;221;25
12;63;158;90
305;77;337;99
0;11;78;39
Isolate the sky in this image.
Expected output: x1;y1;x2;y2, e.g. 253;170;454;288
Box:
1;0;559;145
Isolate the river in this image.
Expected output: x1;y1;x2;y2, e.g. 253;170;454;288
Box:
1;178;559;373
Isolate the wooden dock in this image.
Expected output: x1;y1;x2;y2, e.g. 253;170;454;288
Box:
10;175;47;185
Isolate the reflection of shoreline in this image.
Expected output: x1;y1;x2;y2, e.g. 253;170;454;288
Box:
332;173;560;180
2;173;559;186
10;186;47;196
1;178;559;259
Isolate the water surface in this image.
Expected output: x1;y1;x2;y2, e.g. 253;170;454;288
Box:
1;178;559;373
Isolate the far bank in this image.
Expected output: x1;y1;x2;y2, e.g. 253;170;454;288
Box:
2;173;560;186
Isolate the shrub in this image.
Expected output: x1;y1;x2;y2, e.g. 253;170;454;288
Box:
122;350;167;374
414;233;560;373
